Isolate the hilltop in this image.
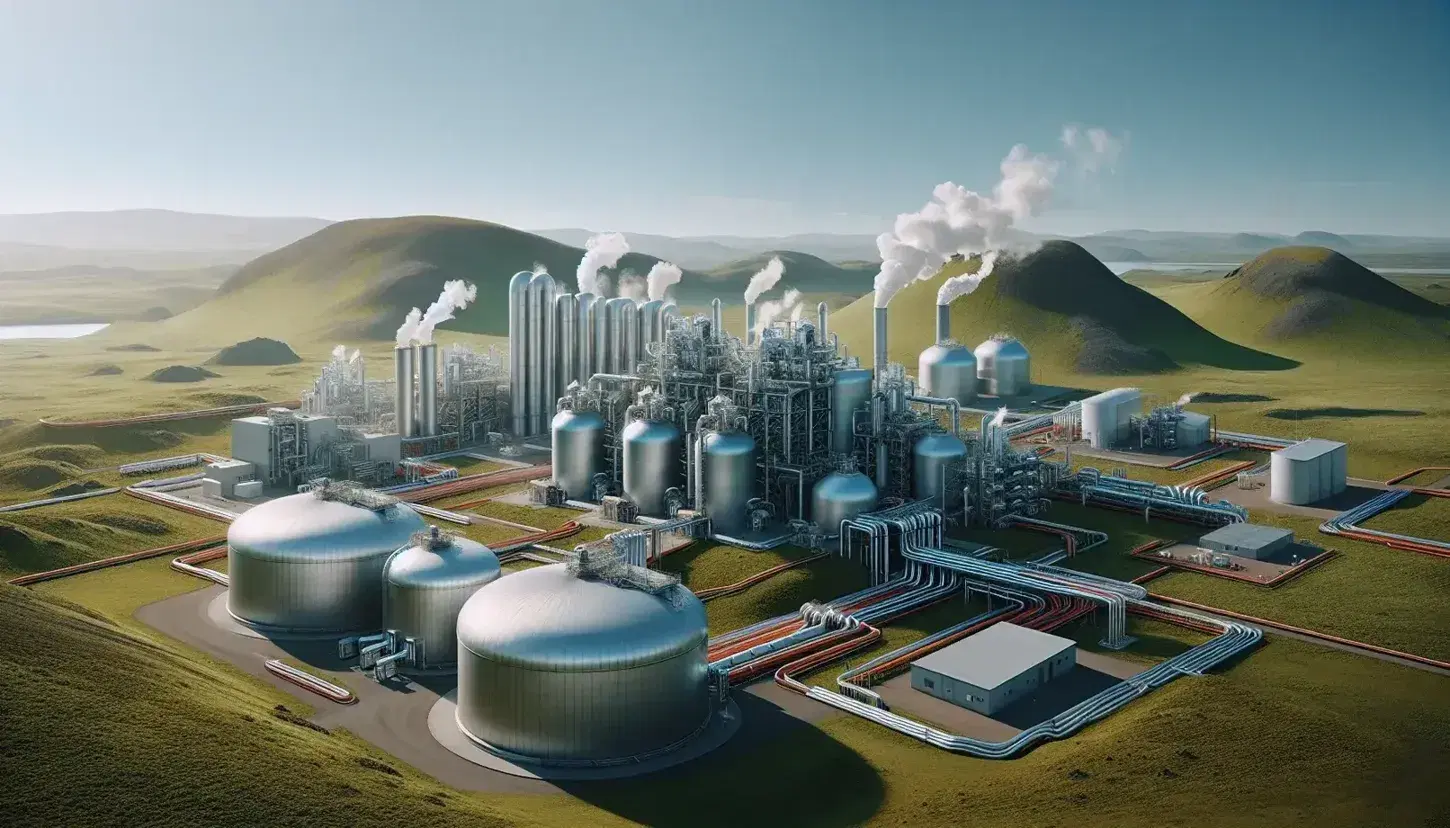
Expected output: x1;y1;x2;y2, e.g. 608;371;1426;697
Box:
832;241;1294;376
695;251;875;301
145;217;702;344
1166;246;1450;353
0;209;331;252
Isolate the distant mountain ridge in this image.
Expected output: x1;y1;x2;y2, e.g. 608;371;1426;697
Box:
0;209;333;252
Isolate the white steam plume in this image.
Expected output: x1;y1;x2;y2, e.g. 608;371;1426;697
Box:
1061;125;1125;174
531;262;549;276
617;272;648;303
936;249;1000;306
744;256;786;305
394;308;423;347
992;406;1008;428
576;232;630;296
875;125;1124;309
331;344;347;361
755;288;803;334
1176;392;1195;407
646;261;683;302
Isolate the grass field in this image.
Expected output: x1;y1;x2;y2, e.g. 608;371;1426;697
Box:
0;495;225;579
1360;492;1450;542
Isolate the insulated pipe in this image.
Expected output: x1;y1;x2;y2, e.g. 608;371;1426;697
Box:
394;345;416;437
907;394;961;437
711;298;724;342
935;303;950;343
817;302;829;341
873;307;889;380
745;302;757;345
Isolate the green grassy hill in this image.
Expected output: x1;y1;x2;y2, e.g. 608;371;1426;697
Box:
832;240;1295;375
1163;246;1450;355
694;250;875;302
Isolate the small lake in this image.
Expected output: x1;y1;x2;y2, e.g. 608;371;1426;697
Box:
0;323;110;340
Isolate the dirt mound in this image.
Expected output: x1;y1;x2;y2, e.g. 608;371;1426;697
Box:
187;392;267;407
2;445;106;468
208;337;301;366
1262;293;1354;339
1225;247;1447;318
136;307;173;321
145;365;220;383
80;512;170;534
1069;317;1177;374
105;343;160;352
47;480;108;497
0;460;81;490
88;364;124;376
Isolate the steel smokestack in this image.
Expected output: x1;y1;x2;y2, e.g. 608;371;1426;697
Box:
418;343;438;437
745;302;757;346
394;346;416;437
711;298;723;342
817;302;828;340
873;307;889;379
935;304;951;343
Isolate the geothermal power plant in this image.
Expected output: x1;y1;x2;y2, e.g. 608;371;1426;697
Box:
170;244;1378;776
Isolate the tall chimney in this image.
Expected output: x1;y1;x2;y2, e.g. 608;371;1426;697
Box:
711;298;723;342
418;343;438;437
394;346;416;437
873;307;889;378
745;302;757;346
935;304;951;344
817;302;828;340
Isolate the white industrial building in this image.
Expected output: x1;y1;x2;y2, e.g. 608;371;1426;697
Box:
200;459;256;499
1080;388;1142;449
231;409;402;490
1174;411;1212;448
910;622;1077;716
1199;523;1294;560
1270;439;1347;505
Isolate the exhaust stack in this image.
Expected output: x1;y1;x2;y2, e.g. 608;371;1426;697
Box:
745;302;757;345
935;304;950;343
817;302;828;340
417;343;439;437
394;346;416;437
711;298;723;342
873;307;889;379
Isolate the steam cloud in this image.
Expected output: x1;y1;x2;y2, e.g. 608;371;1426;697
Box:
394;279;479;346
875;125;1124;309
576;232;630;296
331;344;347;361
744;256;786;305
936;249;1000;307
755;287;803;334
992;406;1008;428
646;261;683;302
1176;392;1195;407
617;272;648;303
531;262;549;277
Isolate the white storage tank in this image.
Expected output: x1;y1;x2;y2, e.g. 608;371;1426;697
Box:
974;335;1031;397
1080;388;1141;449
551;407;608;501
622;417;684;517
1175;411;1212;449
383;526;501;669
703;429;757;534
917;343;978;405
1269;438;1346;505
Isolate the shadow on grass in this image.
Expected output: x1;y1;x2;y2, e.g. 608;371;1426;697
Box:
559;688;886;828
1265;407;1425;420
1192;392;1278;403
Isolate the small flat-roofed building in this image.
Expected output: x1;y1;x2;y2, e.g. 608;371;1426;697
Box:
909;622;1076;716
1199;522;1293;560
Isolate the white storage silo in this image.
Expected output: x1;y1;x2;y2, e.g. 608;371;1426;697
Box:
1081;388;1141;449
1269;439;1345;505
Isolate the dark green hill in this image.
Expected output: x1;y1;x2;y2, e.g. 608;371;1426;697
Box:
832;240;1295;376
691;251;875;301
208;337;301;366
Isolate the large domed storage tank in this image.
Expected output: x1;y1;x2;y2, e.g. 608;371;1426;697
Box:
812;470;879;534
455;561;710;765
831;368;874;453
703;429;756;534
551;407;607;500
227;489;427;632
974;335;1031;397
918;342;978;405
913;432;968;505
623;418;683;517
383;526;501;669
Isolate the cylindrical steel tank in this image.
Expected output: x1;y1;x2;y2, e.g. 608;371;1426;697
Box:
417;342;439;437
576;293;597;384
604;297;632;374
622;417;683;517
745;302;757;345
703;429;756;534
935;303;951;343
817;301;829;341
383;526;500;669
526;271;557;435
455;563;710;765
394;345;416;438
873;307;889;376
974;335;1031;397
811;471;879;534
831;368;874;453
639;299;663;350
711;298;724;342
592;295;611;379
551;408;608;500
913;432;967;505
508;271;531;437
227;492;428;632
620;300;641;374
918;342;977;405
660;302;681;334
555;293;579;396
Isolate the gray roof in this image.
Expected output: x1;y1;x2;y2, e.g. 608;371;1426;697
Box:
911;622;1075;691
1200;522;1292;547
1275;438;1344;462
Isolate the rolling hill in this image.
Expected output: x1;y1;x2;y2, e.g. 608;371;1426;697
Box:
0;209;331;252
1164;246;1450;354
697;251;875;300
831;241;1295;376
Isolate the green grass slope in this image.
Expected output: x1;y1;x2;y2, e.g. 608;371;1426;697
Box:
694;250;875;302
142;217;698;345
833;241;1294;375
1168;246;1450;355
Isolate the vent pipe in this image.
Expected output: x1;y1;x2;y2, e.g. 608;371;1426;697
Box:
873;307;889;378
817;302;828;340
935;304;951;344
711;298;723;342
745;302;757;346
394;346;416;437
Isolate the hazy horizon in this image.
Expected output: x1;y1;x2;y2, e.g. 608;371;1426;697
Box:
1;1;1446;238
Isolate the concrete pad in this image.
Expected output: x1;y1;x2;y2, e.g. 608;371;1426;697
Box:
428;692;741;781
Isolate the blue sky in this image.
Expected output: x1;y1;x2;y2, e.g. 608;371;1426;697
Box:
0;0;1446;237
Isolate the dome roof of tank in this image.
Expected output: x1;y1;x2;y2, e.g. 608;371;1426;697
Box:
457;564;707;671
977;335;1028;357
915;432;968;457
921;341;977;363
227;492;427;563
703;430;754;455
622;417;681;442
385;532;500;590
815;470;878;498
